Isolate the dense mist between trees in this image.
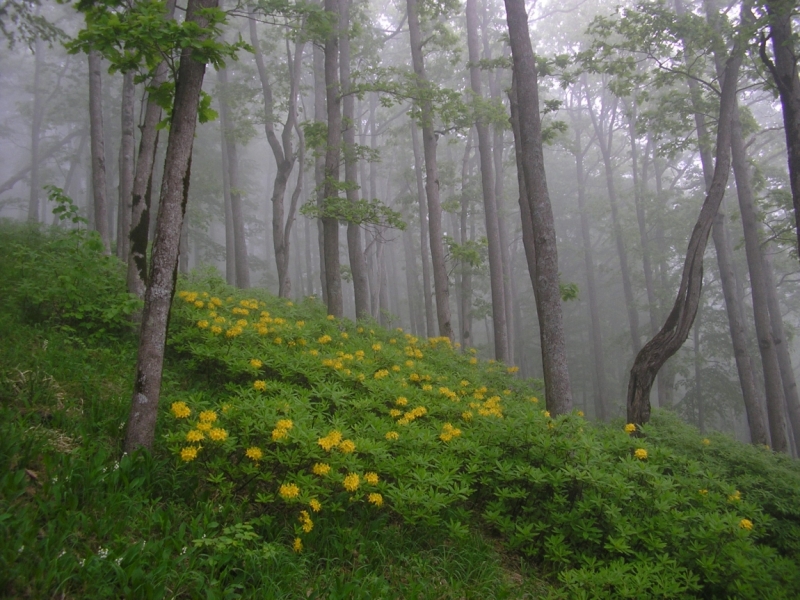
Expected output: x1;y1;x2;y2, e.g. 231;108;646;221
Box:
2;0;800;452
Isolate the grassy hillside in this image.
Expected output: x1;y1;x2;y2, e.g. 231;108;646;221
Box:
2;222;800;599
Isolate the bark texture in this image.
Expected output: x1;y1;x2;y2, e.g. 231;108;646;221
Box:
88;49;110;253
124;0;218;453
117;71;135;261
504;0;572;415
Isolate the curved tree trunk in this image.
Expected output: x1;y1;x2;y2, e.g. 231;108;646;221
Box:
626;43;743;426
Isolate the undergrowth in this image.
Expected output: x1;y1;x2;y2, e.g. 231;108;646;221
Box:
2;222;799;599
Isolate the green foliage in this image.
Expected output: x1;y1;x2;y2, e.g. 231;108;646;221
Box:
0;0;66;48
300;194;406;230
3;225;800;598
0;220;141;340
46;185;88;225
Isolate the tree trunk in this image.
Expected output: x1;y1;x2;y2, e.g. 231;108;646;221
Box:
759;0;800;259
411;121;435;337
504;0;573;415
459;135;474;348
407;0;453;340
117;71;135;261
88;50;110;253
28;37;44;223
313;43;328;305
626;42;743;427
219;107;235;285
572;107;608;421
693;304;705;432
587;87;641;356
322;0;343;317
217;67;249;288
340;0;369;319
466;0;507;362
124;0;218;453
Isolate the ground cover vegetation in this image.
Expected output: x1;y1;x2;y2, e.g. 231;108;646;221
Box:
3;222;800;598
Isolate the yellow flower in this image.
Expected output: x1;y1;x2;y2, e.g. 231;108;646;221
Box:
338;439;356;454
309;498;322;512
199;410;218;423
341;332;349;339
194;300;204;309
211;325;222;335
286;301;293;307
364;472;379;485
739;518;753;530
439;422;462;442
196;422;212;432
385;431;399;441
180;446;199;462
253;380;267;391
245;447;263;461
327;314;335;320
357;327;364;333
250;359;263;369
276;419;293;430
279;483;300;500
209;428;228;442
699;489;708;495
462;411;473;421
372;343;382;352
507;366;519;374
389;338;396;344
624;423;636;434
529;396;538;404
543;411;551;418
391;365;401;372
317;335;332;344
634;448;648;460
292;537;303;553
405;360;415;368
343;473;360;492
186;430;205;442
702;438;711;446
389;409;402;418
272;428;288;441
469;357;478;365
422;384;432;392
577;410;584;417
396;397;408;406
312;463;331;476
729;490;741;502
299;510;313;533
197;320;209;329
367;493;383;507
170;401;191;419
318;430;343;451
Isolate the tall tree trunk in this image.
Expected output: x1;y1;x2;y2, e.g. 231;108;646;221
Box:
322;0;343;317
313;44;328;305
407;0;453;340
402;214;423;335
124;0;218;453
759;0;800;259
504;0;573;415
88;50;110;253
411;121;435;337
219;110;235;285
572;108;608;421
28;37;44;223
117;71;135;261
466;0;507;361
459;136;474;348
587;87;641;356
340;0;369;319
626;39;743;427
217;67;249;288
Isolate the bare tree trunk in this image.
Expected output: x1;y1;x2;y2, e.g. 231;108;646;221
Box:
322;0;343;317
759;0;800;259
124;0;218;453
587;87;640;356
693;304;705;432
313;44;328;305
626;41;743;427
216;67;249;288
402;216;423;335
459;136;474;348
219;112;235;285
504;0;572;415
28;37;44;223
407;0;453;340
88;50;110;253
466;0;507;361
340;0;369;319
571;104;607;421
117;71;135;261
411;121;435;337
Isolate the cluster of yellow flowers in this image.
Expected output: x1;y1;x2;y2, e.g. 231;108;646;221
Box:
624;423;637;434
279;483;300;500
634;448;648;460
171;401;191;419
317;430;355;453
245;446;263;462
318;335;332;344
368;493;383;507
253;380;267;391
299;510;314;533
343;473;360;492
374;369;389;380
396;405;427;426
729;490;741;502
440;422;462;442
438;387;458;401
272;419;293;441
385;431;399;441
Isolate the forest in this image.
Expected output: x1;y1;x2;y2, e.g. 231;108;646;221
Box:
2;0;800;597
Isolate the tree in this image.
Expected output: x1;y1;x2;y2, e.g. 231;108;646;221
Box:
504;0;573;415
88;49;110;253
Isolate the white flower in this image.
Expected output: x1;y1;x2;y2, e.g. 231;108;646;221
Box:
98;547;108;559
181;546;187;555
17;546;24;553
115;557;123;565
